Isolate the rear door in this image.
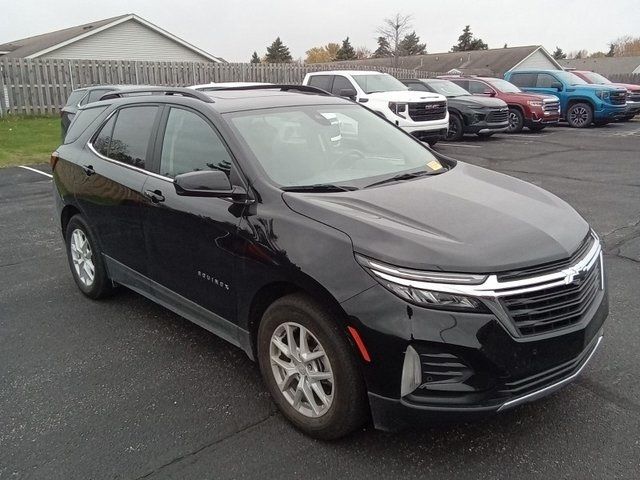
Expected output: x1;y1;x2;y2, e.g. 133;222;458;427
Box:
141;105;245;324
77;104;161;276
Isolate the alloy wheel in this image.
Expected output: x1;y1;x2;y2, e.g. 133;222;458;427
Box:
70;228;95;287
269;322;334;418
507;111;519;132
447;119;458;140
570;107;589;127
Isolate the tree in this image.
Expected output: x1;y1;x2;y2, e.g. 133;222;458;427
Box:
552;46;567;60
503;43;508;48
335;37;357;61
399;31;426;56
376;13;413;66
568;49;588;59
305;43;340;63
451;25;488;52
373;36;392;58
355;46;372;60
588;51;606;58
250;51;261;64
608;35;640;57
264;37;292;63
606;43;616;57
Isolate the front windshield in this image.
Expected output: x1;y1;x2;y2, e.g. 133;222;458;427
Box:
555;71;587;86
352;74;408;94
423;80;470;97
582;72;611;84
484;78;522;93
227;104;443;188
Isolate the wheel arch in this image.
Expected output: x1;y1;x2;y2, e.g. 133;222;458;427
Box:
60;204;82;239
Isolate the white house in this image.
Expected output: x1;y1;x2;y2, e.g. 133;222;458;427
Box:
0;14;224;63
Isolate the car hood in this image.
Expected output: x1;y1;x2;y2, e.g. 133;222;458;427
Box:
447;95;506;109
572;84;626;94
610;82;640;92
502;92;559;102
367;90;445;103
283;162;589;273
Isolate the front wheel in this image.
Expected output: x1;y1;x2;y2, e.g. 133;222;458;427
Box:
257;294;368;440
507;108;524;133
446;114;464;141
567;103;593;128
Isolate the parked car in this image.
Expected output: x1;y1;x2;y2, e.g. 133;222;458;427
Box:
504;70;627;128
61;85;134;140
569;70;640;121
442;75;560;133
402;78;508;141
52;85;607;439
189;82;272;91
303;70;448;145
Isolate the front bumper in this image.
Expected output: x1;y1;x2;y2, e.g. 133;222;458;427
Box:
624;100;640;117
398;116;449;135
594;103;628;121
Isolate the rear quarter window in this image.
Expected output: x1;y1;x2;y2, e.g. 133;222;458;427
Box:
63;106;108;144
64;90;87;107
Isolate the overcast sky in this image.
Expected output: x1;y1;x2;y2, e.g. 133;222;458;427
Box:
1;0;639;61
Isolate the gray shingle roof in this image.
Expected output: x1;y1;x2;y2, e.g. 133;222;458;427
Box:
560;56;640;76
0;15;130;58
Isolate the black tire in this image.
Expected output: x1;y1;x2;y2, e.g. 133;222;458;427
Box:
566;102;593;128
65;214;115;299
529;124;546;132
257;293;368;440
446;114;464;141
507;107;524;133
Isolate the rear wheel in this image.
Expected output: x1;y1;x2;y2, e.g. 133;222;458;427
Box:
446;114;464;141
507;108;524;133
257;294;368;440
65;215;115;299
566;103;593;128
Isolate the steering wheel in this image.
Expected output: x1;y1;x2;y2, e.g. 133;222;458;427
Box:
329;148;366;169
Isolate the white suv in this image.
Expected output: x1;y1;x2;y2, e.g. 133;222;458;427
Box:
303;71;448;145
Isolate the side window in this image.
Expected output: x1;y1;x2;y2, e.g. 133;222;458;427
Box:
467;80;489;94
331;76;354;95
536;73;559;88
307;75;332;92
65;90;87;107
86;89;113;103
94;106;158;168
160;108;234;178
510;73;537;88
406;82;429;92
64;105;107;144
450;79;469;91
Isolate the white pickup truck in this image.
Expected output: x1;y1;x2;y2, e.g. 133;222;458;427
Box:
303;70;448;145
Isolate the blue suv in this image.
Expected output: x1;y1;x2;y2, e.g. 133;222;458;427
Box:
504;70;627;128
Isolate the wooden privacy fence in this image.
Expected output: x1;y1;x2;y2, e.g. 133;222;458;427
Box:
0;58;432;116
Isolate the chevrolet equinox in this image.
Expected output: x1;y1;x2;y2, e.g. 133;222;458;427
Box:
53;85;608;439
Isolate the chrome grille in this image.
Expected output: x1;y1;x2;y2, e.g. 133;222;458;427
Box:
408;101;447;122
487;108;508;123
543;100;560;113
610;90;626;105
627;90;640;102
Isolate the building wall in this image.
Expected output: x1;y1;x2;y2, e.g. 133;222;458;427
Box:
42;20;212;62
512;49;558;71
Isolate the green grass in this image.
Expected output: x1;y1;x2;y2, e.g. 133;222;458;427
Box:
0;115;60;167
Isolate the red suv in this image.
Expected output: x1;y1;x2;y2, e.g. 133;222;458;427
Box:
570;70;640;121
442;76;561;133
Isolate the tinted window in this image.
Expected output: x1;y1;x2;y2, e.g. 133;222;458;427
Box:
510;73;537;88
93;115;116;157
64;106;107;144
467;80;490;94
405;82;430;92
449;79;469;91
536;73;559;88
86;88;113;103
331;76;354;95
307;75;333;92
160;108;233;178
65;90;87;107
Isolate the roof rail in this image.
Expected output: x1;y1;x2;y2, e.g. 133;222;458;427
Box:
206;84;331;96
100;86;214;102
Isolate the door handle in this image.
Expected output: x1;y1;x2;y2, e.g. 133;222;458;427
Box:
144;189;165;203
82;164;95;176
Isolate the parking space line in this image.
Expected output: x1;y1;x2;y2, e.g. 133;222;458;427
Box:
18;165;53;179
436;143;482;148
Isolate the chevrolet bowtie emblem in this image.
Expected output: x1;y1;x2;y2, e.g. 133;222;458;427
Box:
562;266;582;285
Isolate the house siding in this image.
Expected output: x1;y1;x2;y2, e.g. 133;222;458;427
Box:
41;20;211;62
512;49;558;71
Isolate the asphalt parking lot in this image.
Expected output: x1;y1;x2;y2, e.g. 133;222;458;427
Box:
1;120;639;479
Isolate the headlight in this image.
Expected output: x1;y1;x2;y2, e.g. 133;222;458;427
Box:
388;102;407;118
595;90;610;100
355;254;489;311
527;100;543;107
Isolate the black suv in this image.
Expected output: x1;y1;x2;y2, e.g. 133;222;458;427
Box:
402;78;509;141
52;86;608;439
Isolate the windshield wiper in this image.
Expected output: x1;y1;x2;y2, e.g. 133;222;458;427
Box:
364;170;441;189
281;184;358;193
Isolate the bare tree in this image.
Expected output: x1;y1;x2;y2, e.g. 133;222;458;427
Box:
376;13;413;67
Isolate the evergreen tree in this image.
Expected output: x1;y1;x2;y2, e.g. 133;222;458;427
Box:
399;31;426;56
552;46;567;60
373;36;392;58
250;51;261;64
606;43;616;57
264;37;293;63
335;37;357;61
451;25;488;52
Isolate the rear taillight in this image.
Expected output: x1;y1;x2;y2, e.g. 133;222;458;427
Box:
50;151;59;170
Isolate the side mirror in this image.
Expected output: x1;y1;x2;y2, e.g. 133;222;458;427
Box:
339;88;357;100
483;89;496;97
551;82;563;91
174;170;247;200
